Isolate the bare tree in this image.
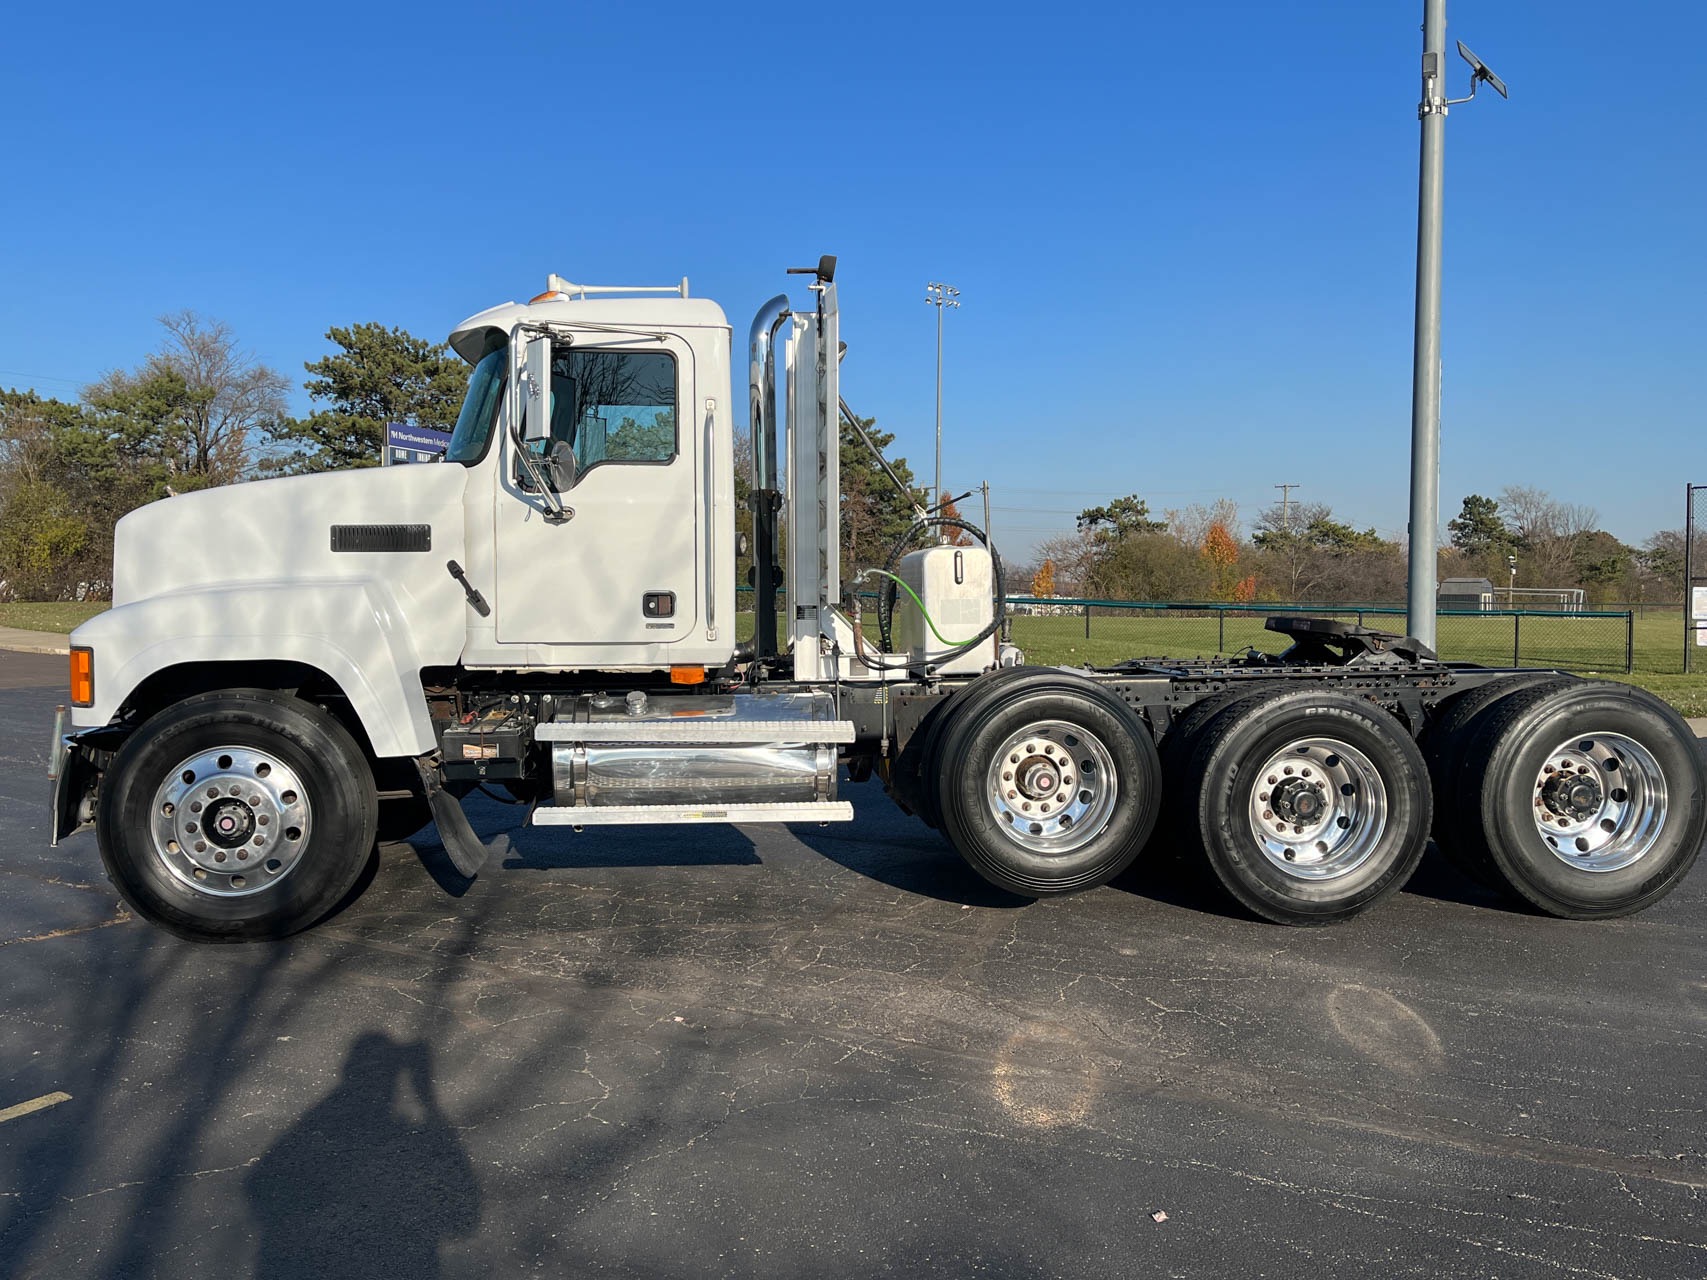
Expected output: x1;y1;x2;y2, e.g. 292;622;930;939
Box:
1498;485;1600;588
85;312;288;487
1166;499;1240;552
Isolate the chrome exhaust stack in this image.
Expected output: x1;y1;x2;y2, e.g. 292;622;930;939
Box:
748;294;792;659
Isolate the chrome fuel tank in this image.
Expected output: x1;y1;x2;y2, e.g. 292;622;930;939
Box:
541;690;848;808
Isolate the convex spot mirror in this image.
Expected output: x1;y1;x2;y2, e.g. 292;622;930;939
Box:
544;440;577;492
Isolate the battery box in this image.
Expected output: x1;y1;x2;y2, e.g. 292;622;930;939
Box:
440;709;534;782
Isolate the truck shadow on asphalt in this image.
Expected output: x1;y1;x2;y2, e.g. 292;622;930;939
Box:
244;1032;479;1280
0;879;675;1279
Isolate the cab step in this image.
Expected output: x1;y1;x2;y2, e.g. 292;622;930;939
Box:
532;801;854;826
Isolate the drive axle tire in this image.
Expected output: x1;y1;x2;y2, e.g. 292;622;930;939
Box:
97;691;379;942
1180;688;1432;925
934;675;1163;896
1422;673;1576;885
1448;681;1706;919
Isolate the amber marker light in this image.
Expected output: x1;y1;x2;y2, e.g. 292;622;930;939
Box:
70;647;94;707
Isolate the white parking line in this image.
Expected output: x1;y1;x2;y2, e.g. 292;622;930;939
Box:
0;1092;72;1124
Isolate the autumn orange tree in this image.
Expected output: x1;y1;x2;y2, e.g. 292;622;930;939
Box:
1029;558;1057;597
1201;518;1242;600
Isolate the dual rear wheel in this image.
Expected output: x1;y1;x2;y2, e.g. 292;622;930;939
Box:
1426;680;1705;919
929;672;1704;926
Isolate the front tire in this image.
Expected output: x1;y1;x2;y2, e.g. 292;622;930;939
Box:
934;675;1163;896
97;691;379;942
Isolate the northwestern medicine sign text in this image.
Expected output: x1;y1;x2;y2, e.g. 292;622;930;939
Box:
385;422;453;465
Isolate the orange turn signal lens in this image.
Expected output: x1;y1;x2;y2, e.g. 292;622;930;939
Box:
669;665;707;685
69;646;94;707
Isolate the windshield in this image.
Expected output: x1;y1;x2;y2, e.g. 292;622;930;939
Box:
443;346;506;464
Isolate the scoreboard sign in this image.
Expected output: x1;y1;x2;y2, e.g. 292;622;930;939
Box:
385;422;453;465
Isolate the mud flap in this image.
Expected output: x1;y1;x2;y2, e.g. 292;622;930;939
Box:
411;758;496;878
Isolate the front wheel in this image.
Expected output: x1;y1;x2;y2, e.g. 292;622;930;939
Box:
933;675;1163;896
97;691;379;942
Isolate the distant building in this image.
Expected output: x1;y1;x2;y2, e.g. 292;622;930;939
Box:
1438;577;1494;611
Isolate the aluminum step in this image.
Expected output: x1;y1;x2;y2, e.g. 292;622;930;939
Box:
535;720;855;745
532;801;854;827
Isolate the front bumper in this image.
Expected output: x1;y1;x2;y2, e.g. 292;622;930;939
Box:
50;722;124;846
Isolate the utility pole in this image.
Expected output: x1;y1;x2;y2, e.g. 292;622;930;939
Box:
1405;2;1507;648
980;480;992;542
1275;483;1301;533
925;282;960;519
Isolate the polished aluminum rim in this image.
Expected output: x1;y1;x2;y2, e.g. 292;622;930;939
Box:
984;720;1118;855
148;746;312;897
1530;732;1667;873
1245;737;1388;881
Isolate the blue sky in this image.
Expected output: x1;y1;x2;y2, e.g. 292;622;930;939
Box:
2;1;1701;561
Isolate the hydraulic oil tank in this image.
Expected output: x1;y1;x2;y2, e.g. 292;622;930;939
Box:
892;544;996;676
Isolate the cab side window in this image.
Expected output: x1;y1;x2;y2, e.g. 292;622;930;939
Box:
557;349;677;472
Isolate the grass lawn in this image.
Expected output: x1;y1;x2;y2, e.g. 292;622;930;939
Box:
0;602;108;634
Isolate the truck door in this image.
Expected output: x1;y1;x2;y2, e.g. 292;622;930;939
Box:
493;335;699;651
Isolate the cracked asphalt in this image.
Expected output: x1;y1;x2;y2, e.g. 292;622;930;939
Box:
2;649;1706;1278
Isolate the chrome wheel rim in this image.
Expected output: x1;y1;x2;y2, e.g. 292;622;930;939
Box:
148;746;312;897
1531;732;1667;873
984;720;1118;855
1246;737;1388;881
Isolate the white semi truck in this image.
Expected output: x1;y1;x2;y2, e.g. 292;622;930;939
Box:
50;259;1706;941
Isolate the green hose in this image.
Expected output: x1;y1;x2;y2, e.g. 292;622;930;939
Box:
862;568;980;648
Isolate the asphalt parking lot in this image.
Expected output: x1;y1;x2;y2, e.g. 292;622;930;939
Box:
2;649;1706;1279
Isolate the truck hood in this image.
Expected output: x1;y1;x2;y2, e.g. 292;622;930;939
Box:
112;465;469;605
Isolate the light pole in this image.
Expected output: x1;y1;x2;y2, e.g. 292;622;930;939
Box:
1404;2;1507;648
925;281;960;518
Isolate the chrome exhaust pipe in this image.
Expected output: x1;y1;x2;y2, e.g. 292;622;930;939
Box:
748;295;791;658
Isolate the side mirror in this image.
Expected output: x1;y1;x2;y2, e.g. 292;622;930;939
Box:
544;440;577;492
521;335;552;442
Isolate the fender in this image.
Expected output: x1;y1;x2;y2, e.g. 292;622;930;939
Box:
68;577;459;758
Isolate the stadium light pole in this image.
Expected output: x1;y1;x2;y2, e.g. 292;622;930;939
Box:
1406;1;1507;648
925;282;960;518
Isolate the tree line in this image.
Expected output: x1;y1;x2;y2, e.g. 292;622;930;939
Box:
1018;487;1694;607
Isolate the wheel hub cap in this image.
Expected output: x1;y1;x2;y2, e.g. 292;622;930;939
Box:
984;721;1119;856
1245;737;1389;881
148;746;313;897
1530;733;1667;873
